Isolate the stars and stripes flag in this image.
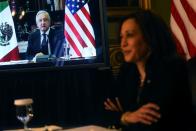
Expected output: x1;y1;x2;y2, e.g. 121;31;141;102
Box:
0;1;19;62
64;0;96;58
170;0;196;60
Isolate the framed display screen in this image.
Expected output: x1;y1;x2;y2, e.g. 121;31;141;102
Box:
0;0;109;72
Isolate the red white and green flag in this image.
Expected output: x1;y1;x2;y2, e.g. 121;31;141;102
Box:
0;1;19;62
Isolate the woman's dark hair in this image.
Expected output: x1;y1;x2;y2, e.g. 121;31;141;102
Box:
120;9;178;61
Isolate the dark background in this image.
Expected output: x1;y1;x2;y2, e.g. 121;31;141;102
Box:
0;67;114;129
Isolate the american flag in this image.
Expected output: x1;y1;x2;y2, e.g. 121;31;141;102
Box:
64;0;96;58
170;0;196;60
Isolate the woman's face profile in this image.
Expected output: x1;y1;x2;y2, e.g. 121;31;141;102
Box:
120;18;150;63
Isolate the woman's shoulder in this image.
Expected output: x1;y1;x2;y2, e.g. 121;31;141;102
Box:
160;56;188;76
146;55;187;76
164;55;187;68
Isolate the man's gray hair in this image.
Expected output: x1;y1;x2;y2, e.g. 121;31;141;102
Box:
36;10;51;24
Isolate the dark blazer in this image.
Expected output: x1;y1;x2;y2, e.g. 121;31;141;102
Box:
26;27;64;60
108;56;193;131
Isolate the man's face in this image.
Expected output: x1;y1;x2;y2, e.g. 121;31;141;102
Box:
36;13;50;32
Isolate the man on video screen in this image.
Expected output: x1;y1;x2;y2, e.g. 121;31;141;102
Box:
26;10;63;60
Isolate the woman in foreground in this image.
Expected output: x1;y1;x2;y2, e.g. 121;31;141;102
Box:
104;9;193;131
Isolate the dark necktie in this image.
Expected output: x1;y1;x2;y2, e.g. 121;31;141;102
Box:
41;33;48;54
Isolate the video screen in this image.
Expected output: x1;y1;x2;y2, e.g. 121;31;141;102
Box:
0;0;109;71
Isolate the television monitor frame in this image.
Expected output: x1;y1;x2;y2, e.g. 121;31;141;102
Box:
0;0;110;72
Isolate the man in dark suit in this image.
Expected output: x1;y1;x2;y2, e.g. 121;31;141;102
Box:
26;10;63;60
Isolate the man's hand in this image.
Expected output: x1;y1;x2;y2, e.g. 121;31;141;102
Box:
32;52;45;62
35;52;44;57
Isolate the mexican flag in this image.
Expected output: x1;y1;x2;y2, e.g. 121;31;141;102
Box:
0;1;19;62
